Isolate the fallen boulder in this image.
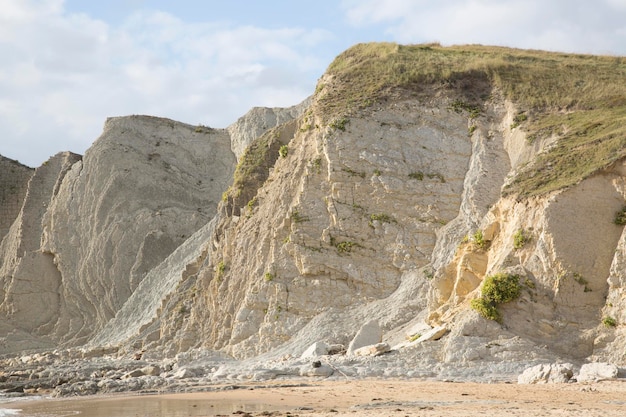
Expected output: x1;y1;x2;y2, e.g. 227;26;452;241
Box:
353;342;391;357
518;363;574;384
300;341;330;359
347;320;382;355
577;362;618;382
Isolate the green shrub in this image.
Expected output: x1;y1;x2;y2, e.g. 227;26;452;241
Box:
408;171;424;180
513;229;529;249
603;316;617;327
471;298;501;322
614;206;626;225
264;272;274;282
471;273;521;322
369;213;396;224
216;261;226;281
279;145;288;158
511;112;528;129
472;229;489;250
481;273;521;304
342;167;366;178
329;117;349;131
336;241;356;253
291;209;309;223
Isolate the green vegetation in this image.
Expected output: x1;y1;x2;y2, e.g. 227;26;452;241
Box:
336;241;357;253
330;236;362;254
408;171;424;180
407;333;421;342
291;209;310;223
215;261;226;281
573;272;592;292
279;145;288;158
329;117;349;131
603;316;617;327
472;229;489;250
449;99;482;119
223;127;285;216
264;272;274;282
342;167;366;178
369;213;396;224
373;168;382;176
471;273;521;322
312;157;322;174
513;229;529;249
426;172;446;183
614;206;626;225
318;42;626;198
511;112;528;129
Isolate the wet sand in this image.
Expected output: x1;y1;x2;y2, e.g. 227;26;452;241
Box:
4;379;626;416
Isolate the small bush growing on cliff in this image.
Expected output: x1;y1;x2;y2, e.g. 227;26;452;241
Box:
329;117;349;131
471;272;521;323
614;206;626;225
513;229;529;249
472;229;489;250
291;209;310;223
279;145;288;158
603;316;617;327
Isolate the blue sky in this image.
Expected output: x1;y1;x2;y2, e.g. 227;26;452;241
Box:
2;0;626;167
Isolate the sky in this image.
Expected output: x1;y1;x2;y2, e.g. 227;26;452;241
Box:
1;0;626;167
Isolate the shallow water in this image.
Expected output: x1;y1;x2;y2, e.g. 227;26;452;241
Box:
1;394;288;417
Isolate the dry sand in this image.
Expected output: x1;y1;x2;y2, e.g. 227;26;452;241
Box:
5;379;626;416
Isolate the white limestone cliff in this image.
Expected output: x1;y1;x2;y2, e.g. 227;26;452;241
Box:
1;44;626;382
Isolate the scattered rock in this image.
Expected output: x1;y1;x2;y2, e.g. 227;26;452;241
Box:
300;341;330;359
518;363;574;384
577;362;619;382
122;369;145;379
413;326;448;343
347;320;383;355
353;343;391;357
141;365;162;376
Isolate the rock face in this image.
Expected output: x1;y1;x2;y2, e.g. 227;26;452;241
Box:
2;43;626;382
0;156;33;239
0;116;235;353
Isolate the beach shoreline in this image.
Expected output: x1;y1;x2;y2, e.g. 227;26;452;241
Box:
3;379;626;416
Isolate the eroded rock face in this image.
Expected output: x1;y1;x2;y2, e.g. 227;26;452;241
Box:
158;98;474;359
0;116;235;353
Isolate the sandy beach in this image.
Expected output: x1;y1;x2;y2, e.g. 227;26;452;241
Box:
4;379;626;417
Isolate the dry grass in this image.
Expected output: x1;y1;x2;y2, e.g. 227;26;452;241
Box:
314;42;626;197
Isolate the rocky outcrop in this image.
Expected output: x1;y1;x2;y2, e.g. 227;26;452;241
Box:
0;156;33;240
227;97;311;160
0;116;235;353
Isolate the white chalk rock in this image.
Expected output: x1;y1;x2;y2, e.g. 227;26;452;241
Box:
347;320;383;355
518;363;574;384
577;362;619;382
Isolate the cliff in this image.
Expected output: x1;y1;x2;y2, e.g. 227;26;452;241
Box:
2;43;626;379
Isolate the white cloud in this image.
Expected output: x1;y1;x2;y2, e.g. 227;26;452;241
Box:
0;0;331;166
342;0;626;55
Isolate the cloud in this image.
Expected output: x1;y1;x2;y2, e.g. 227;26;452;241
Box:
0;0;331;166
342;0;626;55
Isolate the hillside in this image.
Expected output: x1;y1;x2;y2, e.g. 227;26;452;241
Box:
1;43;626;393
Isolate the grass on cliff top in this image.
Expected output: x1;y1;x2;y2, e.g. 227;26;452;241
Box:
316;42;626;197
